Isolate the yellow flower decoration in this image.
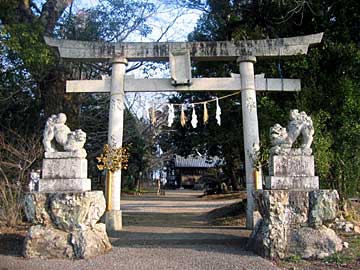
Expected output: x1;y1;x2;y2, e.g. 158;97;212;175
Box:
96;144;130;172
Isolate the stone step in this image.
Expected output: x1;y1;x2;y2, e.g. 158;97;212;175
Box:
265;176;319;190
42;158;88;179
269;154;315;177
39;178;91;192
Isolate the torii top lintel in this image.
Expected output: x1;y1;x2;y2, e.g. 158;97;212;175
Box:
44;33;323;62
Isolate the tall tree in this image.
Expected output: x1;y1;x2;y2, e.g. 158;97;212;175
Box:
0;0;179;224
0;0;158;129
1;0;75;119
168;0;360;196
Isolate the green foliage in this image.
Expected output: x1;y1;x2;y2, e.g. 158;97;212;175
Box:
311;111;334;186
285;254;302;263
323;252;352;265
173;0;360;197
0;19;55;132
0;0;163;197
56;0;156;42
122;110;149;187
2;23;55;77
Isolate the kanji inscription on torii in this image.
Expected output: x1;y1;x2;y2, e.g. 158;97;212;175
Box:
45;32;323;231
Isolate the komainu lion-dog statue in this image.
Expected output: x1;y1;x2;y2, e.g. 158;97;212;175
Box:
43;113;86;153
270;109;314;155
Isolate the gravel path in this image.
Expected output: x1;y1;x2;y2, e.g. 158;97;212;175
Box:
0;190;282;270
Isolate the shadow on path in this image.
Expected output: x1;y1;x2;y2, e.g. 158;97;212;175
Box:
0;233;24;257
110;230;251;256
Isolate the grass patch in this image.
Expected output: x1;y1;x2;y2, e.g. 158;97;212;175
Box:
285;254;302;263
323;252;352;265
329;234;360;265
200;191;246;200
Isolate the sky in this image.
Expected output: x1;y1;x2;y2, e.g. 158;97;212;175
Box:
70;0;203;119
73;0;201;42
72;0;202;78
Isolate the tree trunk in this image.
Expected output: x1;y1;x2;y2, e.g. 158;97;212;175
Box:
39;61;84;127
1;0;76;120
40;67;66;117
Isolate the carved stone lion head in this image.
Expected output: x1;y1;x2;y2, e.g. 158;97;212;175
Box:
73;129;86;143
270;124;288;145
63;129;86;152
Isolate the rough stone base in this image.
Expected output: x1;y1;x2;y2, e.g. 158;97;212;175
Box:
309;190;339;227
24;191;105;228
23;191;111;259
23;225;74;259
247;189;342;259
23;224;111;259
289;226;343;259
72;223;112;258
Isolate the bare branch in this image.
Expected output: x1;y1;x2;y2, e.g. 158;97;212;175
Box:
0;89;23;103
126;62;144;73
40;0;74;34
155;9;186;42
30;0;42;14
161;0;209;13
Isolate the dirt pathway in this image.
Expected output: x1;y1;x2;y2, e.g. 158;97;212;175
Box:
111;190;250;245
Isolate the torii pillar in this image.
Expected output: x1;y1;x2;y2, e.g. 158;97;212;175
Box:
105;56;127;231
238;55;262;229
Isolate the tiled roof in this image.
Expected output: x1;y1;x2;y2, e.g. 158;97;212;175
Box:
174;155;222;168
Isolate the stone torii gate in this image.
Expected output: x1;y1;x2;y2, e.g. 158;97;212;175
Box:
45;33;323;231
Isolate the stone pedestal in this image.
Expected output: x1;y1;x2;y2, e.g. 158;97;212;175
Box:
266;153;319;190
39;152;91;192
23;191;112;259
24;150;110;259
247;150;343;259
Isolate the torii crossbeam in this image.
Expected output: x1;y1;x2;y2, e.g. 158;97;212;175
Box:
45;33;323;231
